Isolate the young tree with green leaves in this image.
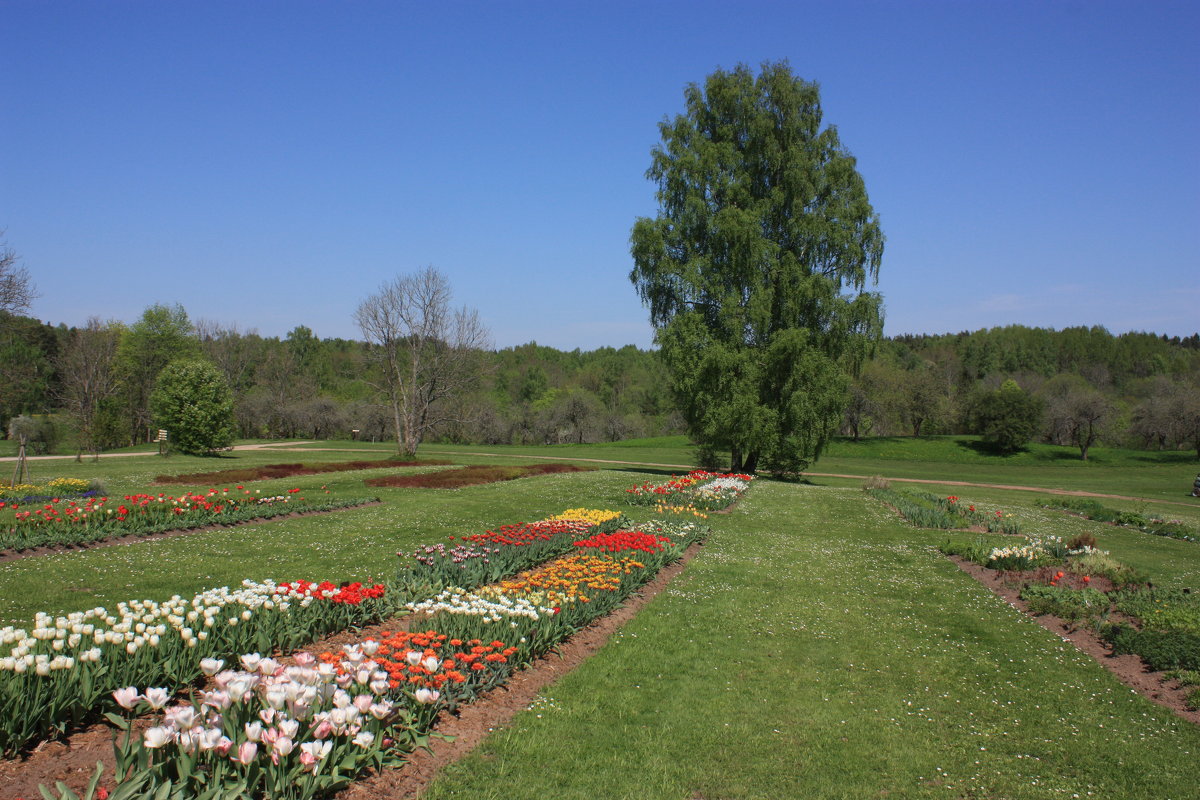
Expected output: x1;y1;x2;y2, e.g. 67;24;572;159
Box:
630;61;884;473
973;379;1043;454
150;359;235;455
116;303;199;444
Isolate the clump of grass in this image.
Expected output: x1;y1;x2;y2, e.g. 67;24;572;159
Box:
365;463;593;489
1069;551;1148;588
156;458;451;484
862;475;890;490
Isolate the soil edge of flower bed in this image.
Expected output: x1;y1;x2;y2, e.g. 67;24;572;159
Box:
947;554;1199;725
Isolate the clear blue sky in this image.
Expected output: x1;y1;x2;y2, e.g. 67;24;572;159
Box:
3;0;1197;350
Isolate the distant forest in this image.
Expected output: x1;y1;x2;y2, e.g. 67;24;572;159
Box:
3;308;1199;457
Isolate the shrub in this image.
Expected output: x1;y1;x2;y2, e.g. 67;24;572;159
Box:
1102;625;1200;671
862;475;890;490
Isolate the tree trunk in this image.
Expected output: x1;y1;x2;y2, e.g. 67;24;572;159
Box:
730;447;743;472
743;451;759;474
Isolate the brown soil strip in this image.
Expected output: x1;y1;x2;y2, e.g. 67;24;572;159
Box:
365;463;593;490
947;555;1199;725
154;459;450;486
0;501;382;564
0;544;701;800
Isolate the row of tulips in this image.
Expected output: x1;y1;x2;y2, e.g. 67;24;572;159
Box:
2;508;620;756
0;578;391;756
0;489;379;553
95;518;708;799
624;471;754;512
393;509;625;602
0;477;95;502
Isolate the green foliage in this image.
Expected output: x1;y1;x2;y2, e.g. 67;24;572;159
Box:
1020;584;1109;623
1112;587;1200;635
116;304;200;444
972;379;1043;453
1102;625;1200;671
150;359;235;455
1041;497;1199;543
630;61;883;474
866;487;966;530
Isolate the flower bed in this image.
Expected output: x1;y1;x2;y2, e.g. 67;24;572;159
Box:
89;518;709;798
0;477;98;503
940;534;1199;689
0;578;391;756
0;488;379;552
865;488;1020;534
394;510;626;602
1038;497;1198;543
624;471;753;513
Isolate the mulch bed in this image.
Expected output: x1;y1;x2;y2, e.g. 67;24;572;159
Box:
0;543;702;800
947;555;1199;725
155;459;450;485
0;501;382;565
365;463;594;490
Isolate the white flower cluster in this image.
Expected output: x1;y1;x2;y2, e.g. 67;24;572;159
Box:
698;476;751;493
0;579;332;675
986;544;1045;562
406;586;552;623
120;644;403;775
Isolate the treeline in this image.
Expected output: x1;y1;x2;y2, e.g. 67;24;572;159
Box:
3;308;1198;458
844;325;1200;457
0;305;682;454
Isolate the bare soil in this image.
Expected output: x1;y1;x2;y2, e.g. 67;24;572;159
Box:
0;544;701;800
947;555;1199;725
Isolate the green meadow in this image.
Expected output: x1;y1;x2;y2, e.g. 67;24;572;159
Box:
2;437;1198;798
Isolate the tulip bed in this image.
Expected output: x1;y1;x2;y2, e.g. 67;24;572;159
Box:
393;509;625;603
0;488;379;553
940;534;1200;684
0;577;391;756
0;477;97;502
83;516;707;798
866;487;1022;534
624;471;754;513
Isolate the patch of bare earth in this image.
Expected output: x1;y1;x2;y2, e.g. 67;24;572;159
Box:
0;544;702;800
947;555;1199;725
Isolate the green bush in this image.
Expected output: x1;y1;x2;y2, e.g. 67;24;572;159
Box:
1102;624;1200;671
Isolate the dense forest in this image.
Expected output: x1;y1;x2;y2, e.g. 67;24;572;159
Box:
2;304;1198;458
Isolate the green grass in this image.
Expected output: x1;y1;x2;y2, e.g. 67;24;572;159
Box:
3;442;1200;798
424;481;1200;799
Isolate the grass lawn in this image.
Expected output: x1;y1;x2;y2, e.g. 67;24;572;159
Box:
2;444;1198;798
424;480;1200;800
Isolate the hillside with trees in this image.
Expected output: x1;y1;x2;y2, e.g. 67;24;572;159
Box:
2;305;1198;460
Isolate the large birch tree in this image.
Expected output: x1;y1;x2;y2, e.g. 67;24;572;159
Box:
630;61;884;474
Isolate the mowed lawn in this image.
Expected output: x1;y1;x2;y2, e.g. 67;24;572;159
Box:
2;444;1199;798
424;480;1200;800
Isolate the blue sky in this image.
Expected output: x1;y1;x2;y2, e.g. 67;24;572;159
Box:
3;0;1197;350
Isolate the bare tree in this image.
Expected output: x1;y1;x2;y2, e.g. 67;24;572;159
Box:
0;233;36;316
354;267;491;456
55;318;122;460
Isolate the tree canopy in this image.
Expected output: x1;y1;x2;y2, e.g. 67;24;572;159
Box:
150;358;235;455
630;61;884;473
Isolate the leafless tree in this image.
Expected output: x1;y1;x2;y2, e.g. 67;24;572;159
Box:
354;267;491;456
195;319;261;396
55;318;122;459
0;233;36;317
